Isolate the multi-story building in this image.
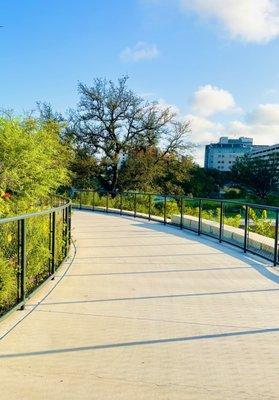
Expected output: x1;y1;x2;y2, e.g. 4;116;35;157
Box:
250;143;279;161
204;137;268;171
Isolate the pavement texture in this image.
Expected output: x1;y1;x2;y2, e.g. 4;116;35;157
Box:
1;210;279;399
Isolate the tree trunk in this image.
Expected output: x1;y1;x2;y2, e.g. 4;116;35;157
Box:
110;164;119;196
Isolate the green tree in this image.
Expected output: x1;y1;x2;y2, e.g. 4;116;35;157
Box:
184;166;228;197
0;117;72;215
154;154;194;195
72;76;190;193
117;147;194;194
230;154;279;200
117;149;161;192
70;148;99;189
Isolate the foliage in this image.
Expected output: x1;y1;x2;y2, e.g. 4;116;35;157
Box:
74;190;244;229
0;117;72;216
70;76;191;193
73;190;277;243
0;116;71;316
184;166;229;197
70;148;100;189
222;188;246;199
265;195;279;207
230;154;279;200
0;256;18;313
118;149;194;194
154;155;194;195
248;208;275;238
0;220;18;313
0;211;66;316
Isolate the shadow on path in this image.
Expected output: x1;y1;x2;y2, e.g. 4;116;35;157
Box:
28;287;279;307
57;266;250;278
1;326;279;359
80;211;279;286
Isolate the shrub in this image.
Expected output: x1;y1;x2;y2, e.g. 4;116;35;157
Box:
0;116;71;315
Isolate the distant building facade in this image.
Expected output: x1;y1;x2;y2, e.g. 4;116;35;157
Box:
204;137;268;171
250;143;279;161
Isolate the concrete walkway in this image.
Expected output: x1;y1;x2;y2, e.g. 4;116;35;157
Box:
1;210;279;399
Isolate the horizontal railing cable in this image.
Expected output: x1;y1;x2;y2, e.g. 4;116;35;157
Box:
0;197;72;320
72;190;279;266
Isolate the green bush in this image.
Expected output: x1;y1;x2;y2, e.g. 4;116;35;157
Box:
249;208;275;239
0;116;71;316
0;256;18;315
77;190;277;241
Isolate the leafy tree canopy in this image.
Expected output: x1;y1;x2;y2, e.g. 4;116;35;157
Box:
184;166;229;197
230;154;279;200
0;117;72;215
71;76;191;193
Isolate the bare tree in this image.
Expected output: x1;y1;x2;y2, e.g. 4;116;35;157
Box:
73;76;190;193
36;102;65;123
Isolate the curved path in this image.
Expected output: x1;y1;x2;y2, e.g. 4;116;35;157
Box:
1;210;279;399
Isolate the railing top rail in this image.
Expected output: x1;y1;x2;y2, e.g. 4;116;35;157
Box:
0;198;71;225
75;189;279;212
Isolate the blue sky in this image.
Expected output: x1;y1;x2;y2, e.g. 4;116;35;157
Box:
1;0;279;163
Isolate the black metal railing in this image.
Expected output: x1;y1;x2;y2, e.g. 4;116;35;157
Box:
0;197;71;319
72;190;279;266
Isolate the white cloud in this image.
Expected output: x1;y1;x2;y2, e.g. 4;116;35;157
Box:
142;86;279;165
186;115;225;151
156;98;180;114
181;0;279;43
120;42;159;62
187;98;279;164
186;114;217;132
247;103;279;124
227;120;279;145
226;104;279;145
191;85;237;117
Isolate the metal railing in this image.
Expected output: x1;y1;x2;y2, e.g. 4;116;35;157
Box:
0;197;71;319
72;190;279;266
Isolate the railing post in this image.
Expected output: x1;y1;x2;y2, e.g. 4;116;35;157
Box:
163;196;167;225
63;207;68;258
51;211;56;276
219;201;224;243
120;193;123;215
134;193;137;218
148;194;151;221
17;220;21;302
68;205;72;247
48;213;52;275
274;210;279;266
244;205;249;253
66;206;70;252
106;193;109;213
198;199;202;235
62;208;66;245
92;191;95;211
20;219;26;310
180;196;183;230
62;208;65;257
